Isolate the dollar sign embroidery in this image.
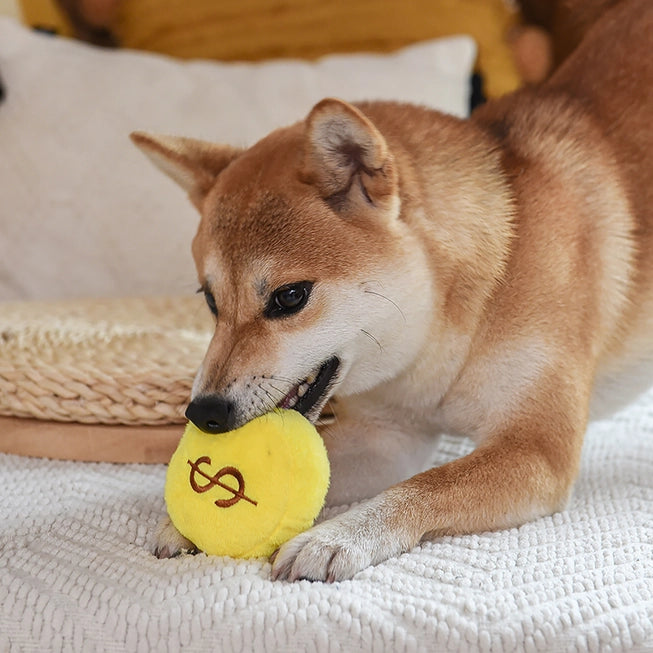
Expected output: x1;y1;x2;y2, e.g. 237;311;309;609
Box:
187;456;258;508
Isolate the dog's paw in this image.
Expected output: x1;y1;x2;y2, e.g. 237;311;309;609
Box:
270;499;411;582
151;515;197;559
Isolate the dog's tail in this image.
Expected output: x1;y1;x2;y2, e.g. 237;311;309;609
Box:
516;0;621;69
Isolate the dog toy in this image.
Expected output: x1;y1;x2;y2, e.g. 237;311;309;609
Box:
165;409;330;558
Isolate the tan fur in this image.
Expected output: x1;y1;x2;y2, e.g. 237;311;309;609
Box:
518;0;622;67
132;0;653;580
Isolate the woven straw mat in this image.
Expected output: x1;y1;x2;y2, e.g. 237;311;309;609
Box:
0;296;212;425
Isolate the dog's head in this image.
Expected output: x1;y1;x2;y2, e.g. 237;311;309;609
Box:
132;99;437;431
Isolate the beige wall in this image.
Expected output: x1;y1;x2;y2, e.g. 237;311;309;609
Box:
0;0;21;18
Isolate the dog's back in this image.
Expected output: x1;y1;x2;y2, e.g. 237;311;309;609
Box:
515;0;652;254
549;0;652;216
553;0;653;390
551;0;653;406
473;0;653;415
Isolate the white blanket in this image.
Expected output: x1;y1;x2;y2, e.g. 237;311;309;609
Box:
1;390;651;652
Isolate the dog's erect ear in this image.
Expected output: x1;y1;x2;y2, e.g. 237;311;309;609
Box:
130;132;241;207
302;98;398;218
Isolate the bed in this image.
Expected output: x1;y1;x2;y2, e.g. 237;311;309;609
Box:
0;5;652;651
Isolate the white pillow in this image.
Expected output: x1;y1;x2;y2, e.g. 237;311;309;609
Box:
0;17;476;301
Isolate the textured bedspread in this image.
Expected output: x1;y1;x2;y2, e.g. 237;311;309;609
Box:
1;390;652;652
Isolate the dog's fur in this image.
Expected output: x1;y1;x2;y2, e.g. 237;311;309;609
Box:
132;0;652;581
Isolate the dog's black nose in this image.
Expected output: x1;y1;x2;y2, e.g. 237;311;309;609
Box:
185;396;236;434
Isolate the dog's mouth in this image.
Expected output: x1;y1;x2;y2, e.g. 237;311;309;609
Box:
277;356;340;421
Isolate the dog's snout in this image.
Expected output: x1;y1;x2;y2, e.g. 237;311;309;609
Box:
185;396;235;434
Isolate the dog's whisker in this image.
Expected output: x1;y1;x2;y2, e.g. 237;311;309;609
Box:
266;382;287;396
254;384;277;401
260;386;282;405
360;329;383;353
264;375;296;384
254;395;269;415
362;288;407;324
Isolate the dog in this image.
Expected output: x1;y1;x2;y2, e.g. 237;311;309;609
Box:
131;0;652;581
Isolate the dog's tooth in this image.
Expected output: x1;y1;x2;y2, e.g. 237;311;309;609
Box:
305;373;317;385
287;395;298;408
297;383;310;397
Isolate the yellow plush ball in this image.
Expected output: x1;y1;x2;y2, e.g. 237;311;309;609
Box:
164;409;330;558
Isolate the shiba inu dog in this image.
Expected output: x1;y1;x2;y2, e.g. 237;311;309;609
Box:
132;0;652;581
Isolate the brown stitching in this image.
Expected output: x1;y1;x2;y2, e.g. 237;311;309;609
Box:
187;458;258;508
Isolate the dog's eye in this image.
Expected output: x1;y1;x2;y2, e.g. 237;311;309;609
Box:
201;290;218;317
265;281;313;318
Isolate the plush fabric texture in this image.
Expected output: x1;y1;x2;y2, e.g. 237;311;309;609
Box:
2;389;652;652
165;411;330;559
0;17;475;302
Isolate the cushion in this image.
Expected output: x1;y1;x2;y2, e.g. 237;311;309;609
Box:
18;0;521;97
0;17;475;303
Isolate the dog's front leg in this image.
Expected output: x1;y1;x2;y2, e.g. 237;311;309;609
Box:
151;515;196;558
272;401;586;582
319;411;442;507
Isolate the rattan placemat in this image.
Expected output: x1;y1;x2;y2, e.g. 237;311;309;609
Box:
0;296;212;426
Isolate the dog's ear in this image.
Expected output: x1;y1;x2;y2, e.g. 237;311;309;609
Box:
302;98;399;219
130;132;241;207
